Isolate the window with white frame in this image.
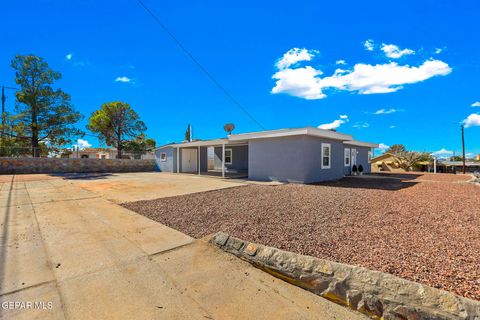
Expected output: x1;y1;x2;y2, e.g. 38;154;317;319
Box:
160;152;167;162
344;148;350;166
321;143;331;169
224;149;232;164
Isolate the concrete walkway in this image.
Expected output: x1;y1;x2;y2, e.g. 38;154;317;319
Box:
0;174;366;319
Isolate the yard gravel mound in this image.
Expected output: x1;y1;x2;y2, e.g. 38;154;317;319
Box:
122;173;480;300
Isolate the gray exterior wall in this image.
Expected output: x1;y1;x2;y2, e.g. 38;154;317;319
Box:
343;145;372;175
199;147;208;172
214;145;248;172
155;147;177;172
156;146;209;173
248;135;346;183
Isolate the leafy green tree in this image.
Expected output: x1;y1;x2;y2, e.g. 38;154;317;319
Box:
123;134;156;158
386;144;407;155
11;54;83;157
87;101;146;158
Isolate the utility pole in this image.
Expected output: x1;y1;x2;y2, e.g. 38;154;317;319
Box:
1;86;6;140
461;124;466;174
1;86;17;141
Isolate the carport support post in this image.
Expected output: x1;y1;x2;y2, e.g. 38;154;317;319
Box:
198;146;201;175
222;143;225;178
433;157;437;174
176;147;180;173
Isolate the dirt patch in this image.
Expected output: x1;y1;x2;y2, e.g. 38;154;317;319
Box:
122;173;480;300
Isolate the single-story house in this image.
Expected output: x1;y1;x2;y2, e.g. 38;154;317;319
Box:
370;153;431;172
436;160;480;173
68;148;155;160
155;127;377;183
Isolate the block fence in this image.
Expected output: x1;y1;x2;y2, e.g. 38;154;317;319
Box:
0;158;155;174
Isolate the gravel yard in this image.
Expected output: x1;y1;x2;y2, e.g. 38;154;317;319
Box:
122;173;480;300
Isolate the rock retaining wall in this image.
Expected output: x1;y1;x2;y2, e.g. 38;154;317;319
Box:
0;158;155;174
210;232;480;320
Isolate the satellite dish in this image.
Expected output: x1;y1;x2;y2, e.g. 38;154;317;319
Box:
224;123;235;134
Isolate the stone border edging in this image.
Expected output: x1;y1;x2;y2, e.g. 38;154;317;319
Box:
210;232;480;320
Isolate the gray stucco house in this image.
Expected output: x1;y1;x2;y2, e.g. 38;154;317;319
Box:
155;127;378;184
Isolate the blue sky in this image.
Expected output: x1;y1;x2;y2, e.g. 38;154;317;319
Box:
2;0;479;157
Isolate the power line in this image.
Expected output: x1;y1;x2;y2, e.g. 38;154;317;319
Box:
135;0;265;130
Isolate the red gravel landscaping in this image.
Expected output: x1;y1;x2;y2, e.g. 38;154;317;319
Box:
122;173;480;300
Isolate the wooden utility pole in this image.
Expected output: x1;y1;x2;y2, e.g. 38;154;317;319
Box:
1;86;5;140
461;125;466;174
1;86;17;141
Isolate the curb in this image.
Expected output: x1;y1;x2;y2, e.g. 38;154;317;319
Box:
210;232;480;320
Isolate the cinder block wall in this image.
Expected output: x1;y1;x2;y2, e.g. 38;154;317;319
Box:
0;158;155;174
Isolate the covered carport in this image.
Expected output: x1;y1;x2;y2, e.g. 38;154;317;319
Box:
166;139;248;178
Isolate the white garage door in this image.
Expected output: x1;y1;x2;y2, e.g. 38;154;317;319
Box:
181;149;198;173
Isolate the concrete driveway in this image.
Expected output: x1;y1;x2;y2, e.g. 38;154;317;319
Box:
63;172;247;203
0;173;366;319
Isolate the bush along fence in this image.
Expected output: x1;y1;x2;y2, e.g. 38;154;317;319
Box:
0;158;155;174
210;232;480;320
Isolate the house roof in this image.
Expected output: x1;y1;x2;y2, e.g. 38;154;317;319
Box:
155;138;247;149
156;126;377;149
79;148;115;153
228;127;353;141
343;140;379;148
370;153;402;162
438;161;480;167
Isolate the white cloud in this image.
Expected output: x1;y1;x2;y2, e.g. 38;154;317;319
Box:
471;102;480;107
462;113;480;128
272;66;326;99
381;43;415;59
115;76;132;83
74;139;92;150
352;122;370;129
336;60;346;65
65;53;73;60
435;48;443;54
364;39;374;51
373;108;403;115
389;125;396;129
431;148;453;158
271;49;451;99
318;115;349;130
378;143;389;151
275;48;317;70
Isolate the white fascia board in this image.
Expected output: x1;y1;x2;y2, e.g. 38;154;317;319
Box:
155;144;175;150
344;140;379;148
228;127;352;142
173;139;229;148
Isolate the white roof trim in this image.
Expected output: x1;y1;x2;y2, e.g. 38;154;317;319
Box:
228;127;353;141
156;138;249;149
344;140;379;148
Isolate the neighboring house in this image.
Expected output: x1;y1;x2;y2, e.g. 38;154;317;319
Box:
69;148;154;160
155;127;378;183
436;161;480;173
371;153;431;172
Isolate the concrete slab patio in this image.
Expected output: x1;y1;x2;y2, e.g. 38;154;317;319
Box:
0;173;366;319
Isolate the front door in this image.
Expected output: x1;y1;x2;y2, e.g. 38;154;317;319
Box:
351;148;357;167
181;148;198;173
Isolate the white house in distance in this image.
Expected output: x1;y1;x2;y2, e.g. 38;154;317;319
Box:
155;127;378;184
69;148;154;160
